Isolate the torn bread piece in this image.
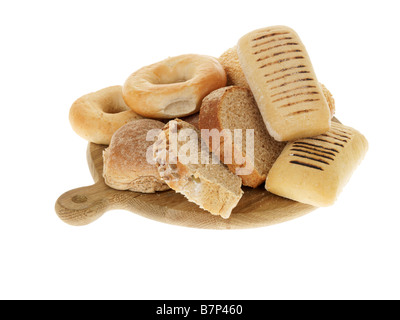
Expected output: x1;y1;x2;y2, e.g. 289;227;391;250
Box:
153;119;243;219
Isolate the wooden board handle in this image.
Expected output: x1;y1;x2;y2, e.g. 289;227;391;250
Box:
55;182;115;226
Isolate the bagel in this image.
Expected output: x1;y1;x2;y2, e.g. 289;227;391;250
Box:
69;85;143;145
122;54;227;119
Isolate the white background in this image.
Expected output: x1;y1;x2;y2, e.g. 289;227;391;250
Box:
1;0;399;300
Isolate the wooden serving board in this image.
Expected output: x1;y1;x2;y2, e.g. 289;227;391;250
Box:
55;143;316;229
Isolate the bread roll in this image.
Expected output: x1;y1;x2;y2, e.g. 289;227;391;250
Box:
265;122;368;206
218;46;335;117
199;86;286;188
237;26;331;141
218;46;251;90
153;119;243;219
103;119;170;193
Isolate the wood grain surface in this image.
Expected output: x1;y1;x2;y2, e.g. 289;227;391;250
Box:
55;143;316;229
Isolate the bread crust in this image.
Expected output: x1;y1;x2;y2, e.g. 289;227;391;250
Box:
218;46;251;89
199;87;262;187
180;112;200;129
103;119;170;193
122;54;227;119
200;86;286;187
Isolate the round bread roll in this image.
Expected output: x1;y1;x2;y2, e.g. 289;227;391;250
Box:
122;54;227;119
218;46;335;117
69;85;143;145
199;86;286;188
103;119;170;193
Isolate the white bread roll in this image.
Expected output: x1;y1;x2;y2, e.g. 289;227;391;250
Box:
218;46;335;117
265;122;368;206
237;26;331;141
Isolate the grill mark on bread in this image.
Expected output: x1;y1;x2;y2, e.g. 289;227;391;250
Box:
286;124;357;171
265;70;310;84
305;137;345;148
263;65;306;78
270;85;317;98
286;109;317;116
271;86;319;98
259;56;305;69
289;153;330;165
321;133;348;143
331;122;351;131
290;148;335;161
253;42;300;55
251;36;293;48
330;131;351;140
331;126;353;136
270;78;314;90
333;127;352;134
289;160;324;171
292;141;339;154
272;91;319;103
256;49;302;62
251;32;290;42
291;145;336;157
278;98;320;108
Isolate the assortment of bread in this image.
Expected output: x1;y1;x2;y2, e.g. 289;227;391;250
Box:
68;25;368;220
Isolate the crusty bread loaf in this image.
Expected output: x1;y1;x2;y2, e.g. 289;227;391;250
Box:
265;121;368;206
103;119;170;193
199;86;286;188
237;26;331;141
218;46;335;117
153;119;243;219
